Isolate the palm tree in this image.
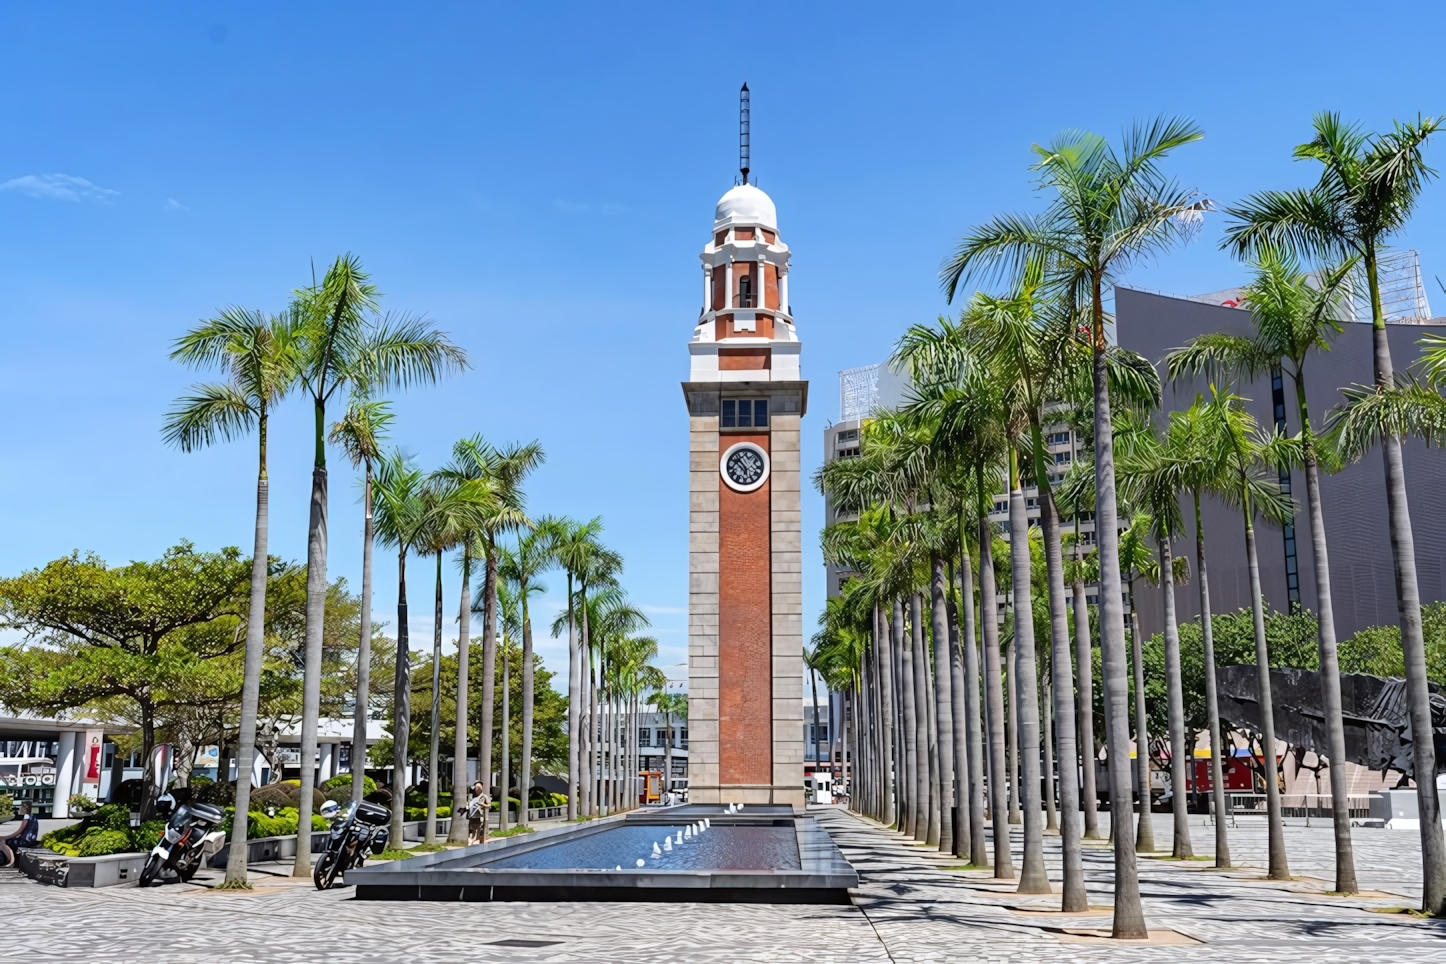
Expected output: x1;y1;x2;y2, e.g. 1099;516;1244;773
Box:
437;437;541;809
330;397;394;807
940;117;1205;941
1116;511;1158;855
288;255;467;874
804;642;828;799
1223;114;1444;911
164;308;299;887
1168;250;1357;888
652;690;688;799
499;528;548;826
1120;421;1194;859
371;448;428;845
542;515;604;820
1204;388;1295;879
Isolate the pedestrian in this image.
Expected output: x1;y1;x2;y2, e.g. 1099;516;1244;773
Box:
467;781;490;845
1;802;38;867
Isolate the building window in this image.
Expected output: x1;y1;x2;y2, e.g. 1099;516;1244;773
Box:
1054;451;1072;465
836;429;859;443
836;446;860;459
722;398;769;428
1048;431;1071;445
737;274;754;308
992;500;1007;514
679;728;688;749
638;727;651;747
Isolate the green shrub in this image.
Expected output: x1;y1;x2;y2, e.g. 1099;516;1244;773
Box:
92;804;133;833
128;820;166;852
76;829;132;857
402;806;452;821
490;797;523;812
0;794;14;822
321;773;376;795
249;782;324;811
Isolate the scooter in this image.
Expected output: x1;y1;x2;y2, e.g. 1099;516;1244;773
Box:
313;798;391;890
139;793;226;887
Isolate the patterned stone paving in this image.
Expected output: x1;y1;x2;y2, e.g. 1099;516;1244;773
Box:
0;809;1442;963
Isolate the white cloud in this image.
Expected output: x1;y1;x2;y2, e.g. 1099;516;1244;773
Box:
164;198;188;212
0;174;118;203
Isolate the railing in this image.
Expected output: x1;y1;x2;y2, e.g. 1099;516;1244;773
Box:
732;293;755;308
1217;792;1371;825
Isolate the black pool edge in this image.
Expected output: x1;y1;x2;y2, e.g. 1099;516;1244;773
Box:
353;883;853;904
344;806;859;904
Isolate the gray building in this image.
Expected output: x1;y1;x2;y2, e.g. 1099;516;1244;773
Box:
1116;282;1446;641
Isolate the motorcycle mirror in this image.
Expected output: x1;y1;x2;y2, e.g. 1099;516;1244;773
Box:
319;800;341;819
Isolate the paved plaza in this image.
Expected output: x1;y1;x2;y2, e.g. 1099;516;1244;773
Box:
1;808;1443;963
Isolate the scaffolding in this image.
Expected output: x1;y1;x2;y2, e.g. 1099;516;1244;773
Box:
1346;248;1432;324
838;364;880;422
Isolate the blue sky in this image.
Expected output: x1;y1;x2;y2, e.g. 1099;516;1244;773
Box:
3;2;1444;691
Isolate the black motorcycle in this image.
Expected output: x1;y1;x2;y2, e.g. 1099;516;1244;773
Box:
139;793;226;887
313;798;390;890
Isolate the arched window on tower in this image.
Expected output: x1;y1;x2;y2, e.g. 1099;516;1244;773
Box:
737;273;753;308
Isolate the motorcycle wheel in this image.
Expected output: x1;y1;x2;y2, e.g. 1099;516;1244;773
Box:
313;849;341;891
176;850;202;883
139;853;165;888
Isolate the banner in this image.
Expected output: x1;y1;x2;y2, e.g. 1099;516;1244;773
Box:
83;730;104;789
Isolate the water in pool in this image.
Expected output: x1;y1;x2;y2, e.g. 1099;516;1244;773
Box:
484;824;800;872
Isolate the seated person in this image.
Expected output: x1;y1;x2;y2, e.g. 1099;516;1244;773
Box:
0;802;38;866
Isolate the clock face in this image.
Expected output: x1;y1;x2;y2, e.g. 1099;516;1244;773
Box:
721;442;770;492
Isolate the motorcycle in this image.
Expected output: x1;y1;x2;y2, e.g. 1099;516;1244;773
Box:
139;793;226;887
313;798;390;890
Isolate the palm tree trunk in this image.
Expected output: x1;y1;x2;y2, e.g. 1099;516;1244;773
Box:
477;542;499;802
876;604;897;829
293;452;328;877
1008;482;1049;893
448;544;472;844
580;585;593;817
1299;442;1356;892
946;590;969;855
931;559;956;854
566;575;579;822
1007;639;1020;825
1243;512;1289;879
1073;579;1099;838
1042;495;1085;909
500;647;510;832
520;602;535;827
587;658;597;816
958;544;989;866
354;461;375;810
915;594;941;847
224;423;271;887
1367;254;1446;912
979;515;1014;879
1042;672;1057;832
390;546;411;848
663;710;673;801
1193;492;1231;868
1158;539;1192;859
1091;323;1146;938
426;551;443;844
1130;600;1155;854
899;600;920;839
810;664;823;801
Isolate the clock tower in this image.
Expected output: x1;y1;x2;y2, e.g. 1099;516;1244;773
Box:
682;113;807;809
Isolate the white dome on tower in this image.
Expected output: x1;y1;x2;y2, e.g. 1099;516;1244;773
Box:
714;183;777;232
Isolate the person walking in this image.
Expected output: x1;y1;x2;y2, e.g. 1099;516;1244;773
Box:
466;782;490;845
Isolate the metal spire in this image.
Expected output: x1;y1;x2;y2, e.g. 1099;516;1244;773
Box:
739;83;750;185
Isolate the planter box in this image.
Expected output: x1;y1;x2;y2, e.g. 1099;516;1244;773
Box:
15;849;147;888
206;831;330;868
401;818;451;842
